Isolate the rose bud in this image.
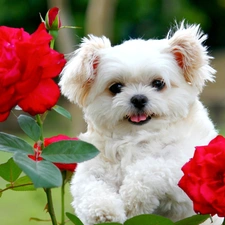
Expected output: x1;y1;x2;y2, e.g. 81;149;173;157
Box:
30;135;78;172
45;7;62;31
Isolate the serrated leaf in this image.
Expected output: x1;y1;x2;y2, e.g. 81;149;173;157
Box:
124;214;174;225
42;140;99;163
13;153;62;188
0;132;33;154
0;158;22;182
17;115;41;141
174;214;210;225
53;105;72;120
6;175;35;191
66;212;84;225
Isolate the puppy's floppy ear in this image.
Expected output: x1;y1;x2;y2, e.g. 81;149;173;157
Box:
167;21;216;91
59;35;111;106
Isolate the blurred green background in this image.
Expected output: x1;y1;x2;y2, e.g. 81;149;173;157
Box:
0;0;225;224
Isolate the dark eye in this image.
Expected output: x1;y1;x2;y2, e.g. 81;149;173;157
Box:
109;83;124;94
151;79;165;91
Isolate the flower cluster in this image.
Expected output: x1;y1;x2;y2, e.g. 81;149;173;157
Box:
0;22;66;122
0;7;101;225
179;135;225;217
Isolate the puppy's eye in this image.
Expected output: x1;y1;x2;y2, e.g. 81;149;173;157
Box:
109;83;124;94
151;79;165;91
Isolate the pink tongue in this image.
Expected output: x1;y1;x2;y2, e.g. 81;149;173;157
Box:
130;114;147;123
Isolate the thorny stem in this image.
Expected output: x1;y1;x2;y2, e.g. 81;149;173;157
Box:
45;188;58;225
37;113;58;225
36;29;59;225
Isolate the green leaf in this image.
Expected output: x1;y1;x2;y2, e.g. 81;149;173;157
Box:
0;157;22;182
174;214;210;225
66;212;84;225
0;132;34;154
6;175;35;191
42;140;99;163
53;105;72;120
95;223;122;225
17;115;41;141
124;214;174;225
0;189;2;198
13;153;62;188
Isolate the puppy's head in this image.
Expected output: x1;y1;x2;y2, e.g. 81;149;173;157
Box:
60;22;215;132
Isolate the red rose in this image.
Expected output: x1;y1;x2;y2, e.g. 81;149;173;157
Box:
0;23;66;122
30;134;78;172
45;7;62;30
178;135;225;217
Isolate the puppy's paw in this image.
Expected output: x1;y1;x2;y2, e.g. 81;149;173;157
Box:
89;206;126;224
76;196;127;225
120;180;160;218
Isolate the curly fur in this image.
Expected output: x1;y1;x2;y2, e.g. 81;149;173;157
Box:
60;21;222;225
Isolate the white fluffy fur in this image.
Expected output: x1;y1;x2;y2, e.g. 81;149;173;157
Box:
60;22;222;225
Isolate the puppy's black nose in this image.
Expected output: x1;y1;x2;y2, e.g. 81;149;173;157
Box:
130;95;148;109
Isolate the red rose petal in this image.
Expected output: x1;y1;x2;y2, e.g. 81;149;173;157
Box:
18;79;60;115
0;111;10;122
179;135;225;217
44;135;78;146
0;23;66;119
48;7;60;26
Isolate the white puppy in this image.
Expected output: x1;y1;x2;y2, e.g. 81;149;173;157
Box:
60;22;222;225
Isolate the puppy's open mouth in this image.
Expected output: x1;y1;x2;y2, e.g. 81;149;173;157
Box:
125;113;153;125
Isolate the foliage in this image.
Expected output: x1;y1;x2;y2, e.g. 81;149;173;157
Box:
0;0;225;47
66;213;210;225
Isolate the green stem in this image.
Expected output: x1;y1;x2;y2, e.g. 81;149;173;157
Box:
36;114;44;149
37;114;57;225
45;188;58;225
50;39;55;49
0;182;33;193
36;114;44;141
61;171;66;225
